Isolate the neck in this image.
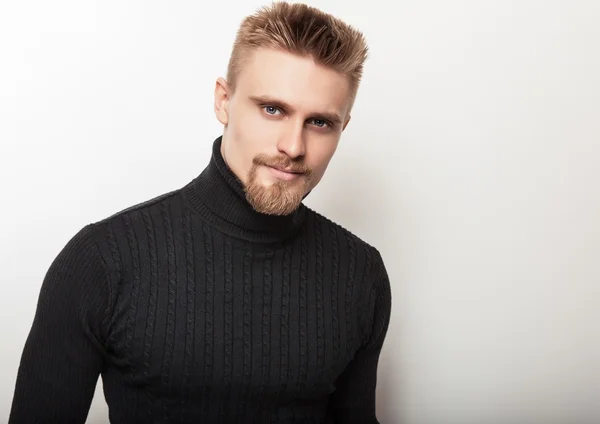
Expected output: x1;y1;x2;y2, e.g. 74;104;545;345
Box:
183;136;308;243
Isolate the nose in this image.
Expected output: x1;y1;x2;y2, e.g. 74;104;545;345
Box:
276;121;306;159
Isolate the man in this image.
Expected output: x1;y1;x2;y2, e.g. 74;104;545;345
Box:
9;2;392;423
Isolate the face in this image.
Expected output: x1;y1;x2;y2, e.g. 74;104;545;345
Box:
214;47;353;215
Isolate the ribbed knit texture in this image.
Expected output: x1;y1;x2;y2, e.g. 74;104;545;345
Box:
9;136;392;424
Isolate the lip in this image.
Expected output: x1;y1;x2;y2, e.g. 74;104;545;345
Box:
266;165;303;181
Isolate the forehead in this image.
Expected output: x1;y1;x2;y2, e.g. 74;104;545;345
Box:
235;48;351;117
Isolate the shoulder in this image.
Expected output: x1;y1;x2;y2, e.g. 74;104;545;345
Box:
305;206;384;269
95;187;183;226
304;207;389;305
83;187;187;247
71;187;185;280
40;223;111;310
45;188;182;255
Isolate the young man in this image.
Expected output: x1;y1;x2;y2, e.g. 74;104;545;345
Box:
9;2;392;423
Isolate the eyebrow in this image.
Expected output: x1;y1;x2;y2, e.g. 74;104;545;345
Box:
249;95;343;124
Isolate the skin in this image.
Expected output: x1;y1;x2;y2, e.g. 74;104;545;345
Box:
213;47;353;215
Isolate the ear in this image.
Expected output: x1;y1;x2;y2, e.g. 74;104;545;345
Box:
342;114;351;131
214;77;230;126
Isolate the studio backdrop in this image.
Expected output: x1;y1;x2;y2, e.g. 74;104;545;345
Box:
1;1;599;423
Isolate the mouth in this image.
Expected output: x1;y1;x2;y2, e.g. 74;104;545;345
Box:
266;165;304;181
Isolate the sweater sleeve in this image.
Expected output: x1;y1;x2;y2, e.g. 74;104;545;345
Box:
9;224;111;424
329;249;392;424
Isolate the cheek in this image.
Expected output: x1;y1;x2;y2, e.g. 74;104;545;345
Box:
231;108;277;153
308;136;338;164
228;110;263;162
307;144;337;182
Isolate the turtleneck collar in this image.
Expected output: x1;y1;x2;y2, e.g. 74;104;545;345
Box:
183;136;308;243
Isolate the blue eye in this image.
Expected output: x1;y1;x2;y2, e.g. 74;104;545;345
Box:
310;118;330;128
264;106;280;115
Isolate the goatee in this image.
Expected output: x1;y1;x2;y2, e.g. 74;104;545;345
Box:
244;154;312;216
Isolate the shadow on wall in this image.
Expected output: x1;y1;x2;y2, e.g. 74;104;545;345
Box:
377;348;398;422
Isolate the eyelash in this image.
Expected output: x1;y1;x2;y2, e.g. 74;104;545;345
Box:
261;105;332;129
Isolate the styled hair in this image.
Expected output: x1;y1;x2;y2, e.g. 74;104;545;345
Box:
226;1;368;106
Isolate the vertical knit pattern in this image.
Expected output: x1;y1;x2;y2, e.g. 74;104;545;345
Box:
123;213;141;419
182;206;195;412
298;225;309;396
237;249;253;421
331;224;340;363
141;209;158;416
202;222;215;418
280;243;292;391
221;237;234;421
259;252;273;419
315;216;325;382
162;202;177;419
345;232;357;354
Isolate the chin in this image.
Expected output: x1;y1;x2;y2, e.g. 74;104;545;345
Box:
245;180;306;216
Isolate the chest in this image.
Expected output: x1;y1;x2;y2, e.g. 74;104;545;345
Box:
104;238;366;402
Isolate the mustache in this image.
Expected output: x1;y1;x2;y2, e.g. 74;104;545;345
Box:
253;154;313;176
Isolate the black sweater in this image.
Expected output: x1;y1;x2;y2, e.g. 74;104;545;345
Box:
9;136;392;424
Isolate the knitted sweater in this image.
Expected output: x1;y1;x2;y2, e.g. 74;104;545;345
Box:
9;136;392;424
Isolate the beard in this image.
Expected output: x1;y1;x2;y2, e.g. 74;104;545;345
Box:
244;153;313;216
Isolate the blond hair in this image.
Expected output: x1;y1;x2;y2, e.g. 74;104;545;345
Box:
226;2;368;106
